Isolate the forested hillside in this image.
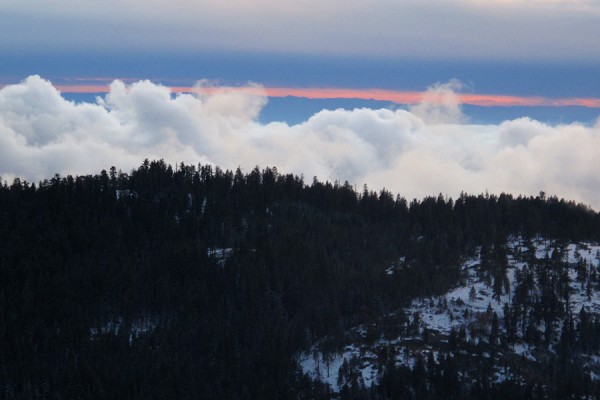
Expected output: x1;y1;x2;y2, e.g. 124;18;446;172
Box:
1;159;600;399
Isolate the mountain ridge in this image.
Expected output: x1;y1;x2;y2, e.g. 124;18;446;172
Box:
1;159;599;399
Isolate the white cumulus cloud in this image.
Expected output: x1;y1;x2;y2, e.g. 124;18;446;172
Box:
1;76;600;210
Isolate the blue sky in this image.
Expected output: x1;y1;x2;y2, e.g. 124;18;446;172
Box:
2;1;600;208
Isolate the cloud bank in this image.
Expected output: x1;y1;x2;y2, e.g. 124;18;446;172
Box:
2;76;600;210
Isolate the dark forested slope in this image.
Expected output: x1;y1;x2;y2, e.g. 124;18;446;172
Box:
1;160;599;399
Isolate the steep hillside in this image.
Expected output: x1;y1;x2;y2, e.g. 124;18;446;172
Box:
302;237;600;398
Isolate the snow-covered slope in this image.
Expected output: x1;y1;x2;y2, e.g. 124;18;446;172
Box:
300;237;600;392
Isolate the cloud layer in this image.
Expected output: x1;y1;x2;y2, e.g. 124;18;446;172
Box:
2;1;600;61
2;76;600;210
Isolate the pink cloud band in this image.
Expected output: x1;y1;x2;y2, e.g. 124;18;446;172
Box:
6;83;600;108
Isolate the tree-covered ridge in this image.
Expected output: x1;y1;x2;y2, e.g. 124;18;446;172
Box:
1;159;599;399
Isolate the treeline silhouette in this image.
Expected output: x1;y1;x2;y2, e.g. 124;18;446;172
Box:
1;159;599;399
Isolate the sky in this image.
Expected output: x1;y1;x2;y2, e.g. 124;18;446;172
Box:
2;0;600;208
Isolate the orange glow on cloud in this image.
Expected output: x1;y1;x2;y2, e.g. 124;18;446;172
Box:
10;83;600;108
